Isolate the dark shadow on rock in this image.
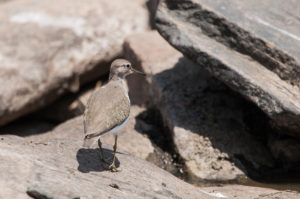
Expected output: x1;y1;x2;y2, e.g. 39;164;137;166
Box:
146;0;159;29
0;118;56;136
150;57;283;181
76;148;120;173
134;108;187;179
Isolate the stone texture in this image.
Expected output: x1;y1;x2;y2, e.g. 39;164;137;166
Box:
192;0;300;62
0;135;298;199
124;31;275;182
0;135;214;199
0;0;149;126
155;0;300;136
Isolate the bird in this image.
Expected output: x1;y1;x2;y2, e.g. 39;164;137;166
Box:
83;59;145;172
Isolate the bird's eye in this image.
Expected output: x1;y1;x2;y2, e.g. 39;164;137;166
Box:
125;64;130;68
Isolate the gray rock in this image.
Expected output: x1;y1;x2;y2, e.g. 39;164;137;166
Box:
0;0;149;126
1;135;298;199
124;31;275;182
155;0;300;136
0;135;213;199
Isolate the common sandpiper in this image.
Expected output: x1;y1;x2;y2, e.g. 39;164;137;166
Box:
83;59;145;171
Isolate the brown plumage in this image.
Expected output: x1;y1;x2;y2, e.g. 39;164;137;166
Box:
83;80;130;142
82;59;145;171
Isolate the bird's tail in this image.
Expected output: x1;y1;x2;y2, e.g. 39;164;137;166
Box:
83;136;97;148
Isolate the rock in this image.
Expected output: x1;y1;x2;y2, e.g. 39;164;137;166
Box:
1;135;298;199
0;135;213;199
202;185;300;199
124;31;275;182
0;119;55;137
0;0;149;126
155;0;300;136
268;136;300;165
34;82;97;123
124;31;183;105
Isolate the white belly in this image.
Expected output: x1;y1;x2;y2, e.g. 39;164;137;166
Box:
102;116;129;137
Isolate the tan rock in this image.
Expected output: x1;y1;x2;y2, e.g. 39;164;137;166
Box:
0;134;298;198
0;0;149;126
0;135;213;199
124;31;275;182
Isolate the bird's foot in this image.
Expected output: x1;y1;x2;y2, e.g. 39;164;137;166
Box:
109;162;121;172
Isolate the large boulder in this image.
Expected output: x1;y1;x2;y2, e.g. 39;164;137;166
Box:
124;31;275;182
0;0;149;126
154;0;300;137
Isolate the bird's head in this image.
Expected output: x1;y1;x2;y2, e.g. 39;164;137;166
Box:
109;59;145;80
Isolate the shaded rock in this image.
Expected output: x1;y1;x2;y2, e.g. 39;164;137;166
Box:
268;136;300;165
34;81;99;123
0;119;55;137
155;0;300;136
0;135;214;199
0;0;149;126
124;31;275;182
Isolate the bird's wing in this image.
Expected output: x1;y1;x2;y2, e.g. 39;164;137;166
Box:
83;82;130;137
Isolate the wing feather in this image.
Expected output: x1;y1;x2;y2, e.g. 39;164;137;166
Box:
83;82;130;136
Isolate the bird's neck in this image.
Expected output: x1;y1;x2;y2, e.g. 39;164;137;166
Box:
109;77;129;93
109;72;126;81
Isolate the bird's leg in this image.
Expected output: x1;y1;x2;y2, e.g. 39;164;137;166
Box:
109;135;120;172
98;138;110;164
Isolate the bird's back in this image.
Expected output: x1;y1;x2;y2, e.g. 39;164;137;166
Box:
84;80;130;136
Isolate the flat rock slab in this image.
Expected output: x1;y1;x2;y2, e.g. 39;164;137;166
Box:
0;135;215;199
0;0;149;126
155;0;300;136
196;0;300;62
124;31;275;182
1;135;298;198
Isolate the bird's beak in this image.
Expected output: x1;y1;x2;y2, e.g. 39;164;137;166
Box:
131;68;146;76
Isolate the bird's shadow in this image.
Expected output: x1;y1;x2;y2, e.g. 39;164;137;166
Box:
76;147;120;173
